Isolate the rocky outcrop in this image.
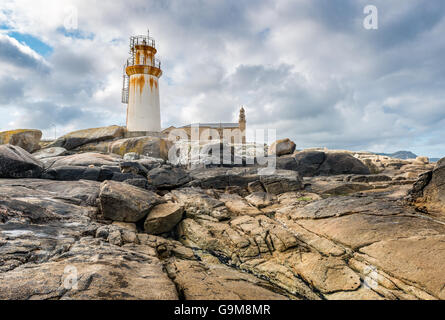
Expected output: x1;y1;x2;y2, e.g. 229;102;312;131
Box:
245;192;275;208
280;151;370;177
292;151;326;176
139;235;291;300
98;180;162;222
32;147;68;159
275;155;299;171
47;125;125;150
308;178;373;196
177;215;357;298
78;136;172;160
163;255;289;300
45;152;121;168
414;156;429;165
409;157;445;216
0;129;42;153
144;202;184;234
42;165;115;182
147;166;191;189
187;167;303;194
354;152;434;178
219;193;262;216
318;152;370;176
268;138;296;156
345;174;392;183
0;237;179;300
0;145;43;178
0;175;291;300
120;161;149;176
171;188;231;221
0;142;444;300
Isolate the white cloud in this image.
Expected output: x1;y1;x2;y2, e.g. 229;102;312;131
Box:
0;0;444;157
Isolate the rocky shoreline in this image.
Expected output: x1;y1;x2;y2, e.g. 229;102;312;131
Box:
0;127;444;300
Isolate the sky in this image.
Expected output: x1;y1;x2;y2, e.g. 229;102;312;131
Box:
0;0;444;158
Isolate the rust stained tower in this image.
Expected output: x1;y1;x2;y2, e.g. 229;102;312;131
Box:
122;30;162;135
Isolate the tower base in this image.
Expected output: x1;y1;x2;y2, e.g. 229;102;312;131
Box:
124;130;161;138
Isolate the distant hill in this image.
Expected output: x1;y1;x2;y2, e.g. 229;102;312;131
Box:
430;158;440;163
375;151;417;160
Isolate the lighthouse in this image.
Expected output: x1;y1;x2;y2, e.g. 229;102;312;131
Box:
122;31;162;135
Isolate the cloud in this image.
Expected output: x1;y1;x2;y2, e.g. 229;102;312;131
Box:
0;78;25;104
0;34;49;71
0;0;444;158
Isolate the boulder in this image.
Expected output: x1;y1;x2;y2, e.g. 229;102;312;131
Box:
147;166;191;189
0;129;42;153
275;155;298;171
47;125;125;150
260;170;304;194
136;157;164;170
292;151;370;176
0;144;43;178
245;192;275;208
79;136;173;160
42;165;102;181
98;180;162;222
48;152;121;168
110;172;145;182
219;193;262;216
123;152;140;160
409;156;445;215
436;158;445;169
415;156;429;164
144;202;184;234
171;188;231;221
318;153;370;176
124;178;153;190
112;221;137;232
109;136;172;160
293;151;326;176
32;147;68;159
247;180;265;193
361;158;383;174
268;138;296;156
119;161;149;176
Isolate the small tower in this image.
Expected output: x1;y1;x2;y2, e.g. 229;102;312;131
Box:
122;30;162;134
239;106;246;144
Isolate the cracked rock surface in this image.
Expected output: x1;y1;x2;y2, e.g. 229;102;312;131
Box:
0;148;444;300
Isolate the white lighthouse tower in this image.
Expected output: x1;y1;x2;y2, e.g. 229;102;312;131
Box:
122;31;162;135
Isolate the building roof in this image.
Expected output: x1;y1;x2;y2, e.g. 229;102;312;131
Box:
179;123;239;129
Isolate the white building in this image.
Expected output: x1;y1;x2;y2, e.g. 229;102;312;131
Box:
122;31;162;136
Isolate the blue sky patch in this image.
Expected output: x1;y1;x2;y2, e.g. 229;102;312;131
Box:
7;32;53;56
56;27;95;40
